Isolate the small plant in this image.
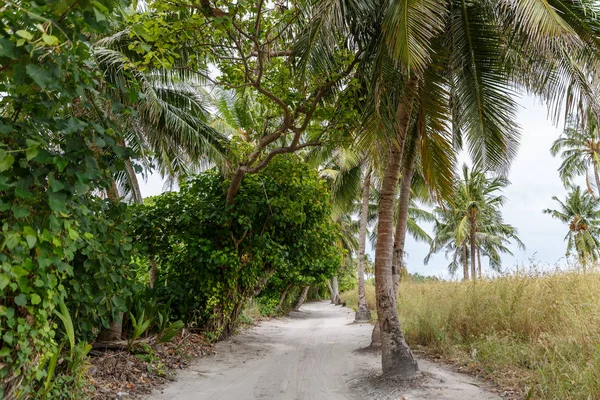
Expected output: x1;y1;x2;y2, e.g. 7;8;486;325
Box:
37;300;92;400
128;310;152;350
157;320;185;344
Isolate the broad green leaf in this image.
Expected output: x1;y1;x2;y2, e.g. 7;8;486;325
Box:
41;34;59;46
0;274;9;290
12;206;30;219
12;266;28;276
0;153;15;172
15;30;33;40
26;147;39;161
26;64;53;89
4;233;20;250
14;293;27;306
30;294;41;305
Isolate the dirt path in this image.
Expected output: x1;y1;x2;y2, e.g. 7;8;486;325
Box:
147;301;501;400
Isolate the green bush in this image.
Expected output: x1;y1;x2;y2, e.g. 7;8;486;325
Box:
0;1;142;397
131;156;340;337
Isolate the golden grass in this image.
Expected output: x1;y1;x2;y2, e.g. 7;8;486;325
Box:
341;272;600;399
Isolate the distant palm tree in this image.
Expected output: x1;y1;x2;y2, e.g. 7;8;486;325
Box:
551;112;600;198
544;186;600;268
426;165;523;279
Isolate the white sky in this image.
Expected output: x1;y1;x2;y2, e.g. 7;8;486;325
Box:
139;95;577;279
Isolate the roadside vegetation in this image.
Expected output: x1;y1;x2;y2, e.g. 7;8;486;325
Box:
4;0;600;399
342;270;600;399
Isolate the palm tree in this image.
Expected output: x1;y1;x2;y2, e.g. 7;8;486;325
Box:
371;0;600;371
551;112;600;198
93;26;228;201
544;186;600;268
426;165;524;279
355;168;373;321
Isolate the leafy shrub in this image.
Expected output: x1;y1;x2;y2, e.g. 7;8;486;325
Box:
131;156;339;337
0;1;141;397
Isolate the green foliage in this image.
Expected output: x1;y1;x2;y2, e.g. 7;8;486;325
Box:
0;1;141;397
131;156;339;337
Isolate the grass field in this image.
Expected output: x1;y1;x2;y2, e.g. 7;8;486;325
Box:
341;272;600;399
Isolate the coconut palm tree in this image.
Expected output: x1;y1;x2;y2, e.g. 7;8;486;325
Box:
93;26;228;201
544;185;600;268
426;165;524;279
551;111;600;198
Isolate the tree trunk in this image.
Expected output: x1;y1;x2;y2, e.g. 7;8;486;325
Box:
326;279;335;303
463;243;469;281
355;169;372;322
292;286;310;311
96;319;123;342
477;247;482;279
332;276;341;305
470;214;477;281
392;138;418;293
594;163;600;199
107;181;120;202
275;283;293;313
370;150;416;346
226;167;246;205
373;81;419;378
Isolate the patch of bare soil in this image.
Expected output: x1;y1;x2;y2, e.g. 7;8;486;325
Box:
87;332;214;399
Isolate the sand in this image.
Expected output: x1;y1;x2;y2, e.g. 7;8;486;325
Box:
147;301;501;400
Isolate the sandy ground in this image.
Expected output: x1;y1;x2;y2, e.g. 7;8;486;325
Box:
147;301;501;400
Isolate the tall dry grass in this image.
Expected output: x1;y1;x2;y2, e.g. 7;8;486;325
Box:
341;272;600;399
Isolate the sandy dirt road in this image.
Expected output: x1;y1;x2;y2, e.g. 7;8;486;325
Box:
148;301;501;400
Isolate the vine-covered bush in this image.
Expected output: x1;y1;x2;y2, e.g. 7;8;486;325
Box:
0;1;140;398
131;156;340;337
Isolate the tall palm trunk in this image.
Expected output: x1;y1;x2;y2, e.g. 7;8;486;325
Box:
371;139;417;346
463;243;469;281
470;213;477;281
594;163;600;198
477;247;482;279
392;136;418;293
355;170;372;322
373;79;419;378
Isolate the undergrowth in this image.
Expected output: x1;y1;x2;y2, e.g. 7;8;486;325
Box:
341;271;600;399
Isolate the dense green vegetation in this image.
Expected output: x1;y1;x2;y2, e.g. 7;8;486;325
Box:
3;0;600;398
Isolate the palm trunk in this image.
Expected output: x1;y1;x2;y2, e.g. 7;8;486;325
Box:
371;144;417;346
463;243;469;281
477;247;482;279
373;78;419;378
355;169;372;322
332;276;341;305
470;215;477;281
292;286;310;311
392;138;418;294
594;163;600;199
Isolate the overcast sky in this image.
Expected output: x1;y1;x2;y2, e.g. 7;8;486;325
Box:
139;94;576;279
